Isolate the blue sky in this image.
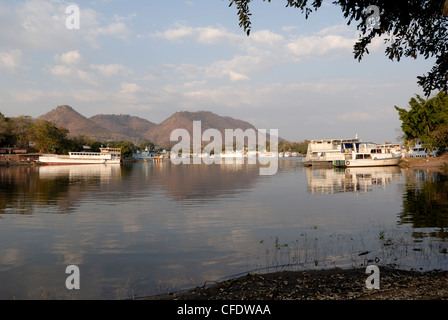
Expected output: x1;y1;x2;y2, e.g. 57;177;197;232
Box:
0;0;435;143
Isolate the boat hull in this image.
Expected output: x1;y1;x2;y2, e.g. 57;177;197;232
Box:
338;156;402;167
38;157;121;165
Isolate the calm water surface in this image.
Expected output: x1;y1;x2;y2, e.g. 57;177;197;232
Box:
0;159;447;299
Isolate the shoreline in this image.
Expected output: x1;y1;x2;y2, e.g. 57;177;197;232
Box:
1;154;448;169
398;154;448;171
144;266;448;300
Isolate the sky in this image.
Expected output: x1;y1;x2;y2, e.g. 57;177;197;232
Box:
0;0;436;143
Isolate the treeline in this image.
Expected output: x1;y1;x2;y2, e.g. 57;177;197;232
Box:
1;112;310;157
395;90;448;155
278;140;309;154
0;113;157;157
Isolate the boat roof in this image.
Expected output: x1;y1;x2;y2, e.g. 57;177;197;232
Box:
310;138;361;143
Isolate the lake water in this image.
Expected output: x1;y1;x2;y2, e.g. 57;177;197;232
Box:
0;159;447;299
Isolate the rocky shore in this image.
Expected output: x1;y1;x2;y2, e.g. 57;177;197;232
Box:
147;267;448;300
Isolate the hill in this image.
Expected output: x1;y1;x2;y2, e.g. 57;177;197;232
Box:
37;106;278;148
38;105;125;141
89;114;156;143
144;111;259;148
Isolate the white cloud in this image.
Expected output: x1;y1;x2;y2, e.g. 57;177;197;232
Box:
96;21;132;40
156;24;360;82
0;49;23;72
250;30;285;47
60;50;82;65
228;71;250;82
120;82;144;94
152;25;242;45
0;1;134;51
153;25;194;42
77;70;99;86
90;64;134;77
50;65;72;76
287;34;354;61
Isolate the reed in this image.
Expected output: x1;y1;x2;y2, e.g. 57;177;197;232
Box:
256;226;448;274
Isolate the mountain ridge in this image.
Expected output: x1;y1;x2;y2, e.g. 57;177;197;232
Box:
38;105;278;148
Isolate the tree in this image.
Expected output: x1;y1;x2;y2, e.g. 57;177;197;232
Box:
31;120;70;154
139;140;155;151
229;0;448;97
0;112;10;146
395;90;448;155
106;141;136;158
9;116;33;148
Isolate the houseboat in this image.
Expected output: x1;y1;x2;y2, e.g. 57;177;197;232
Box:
408;141;438;158
304;138;361;167
38;147;121;165
333;142;402;167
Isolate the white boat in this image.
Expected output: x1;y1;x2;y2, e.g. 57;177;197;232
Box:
333;142;402;167
409;141;438;158
342;154;402;167
38;147;121;165
132;147;156;161
220;150;244;158
305;138;361;166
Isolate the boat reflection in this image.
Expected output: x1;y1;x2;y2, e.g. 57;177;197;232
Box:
306;166;402;194
38;164;122;182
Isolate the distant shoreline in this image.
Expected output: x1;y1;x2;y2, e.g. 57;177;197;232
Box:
2;153;448;169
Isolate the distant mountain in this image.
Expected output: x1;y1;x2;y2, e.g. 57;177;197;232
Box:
89;114;156;143
38;105;122;141
38;106;278;148
144;110;259;148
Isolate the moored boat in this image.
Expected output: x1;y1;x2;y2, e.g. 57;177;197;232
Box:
336;154;402;167
38;147;121;165
305;138;361;166
333;142;402;167
132;147;156;161
220;150;244;158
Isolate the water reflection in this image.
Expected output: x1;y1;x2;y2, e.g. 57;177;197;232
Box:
39;164;122;181
306;166;402;194
1;160;447;299
400;170;448;240
0;161;267;214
